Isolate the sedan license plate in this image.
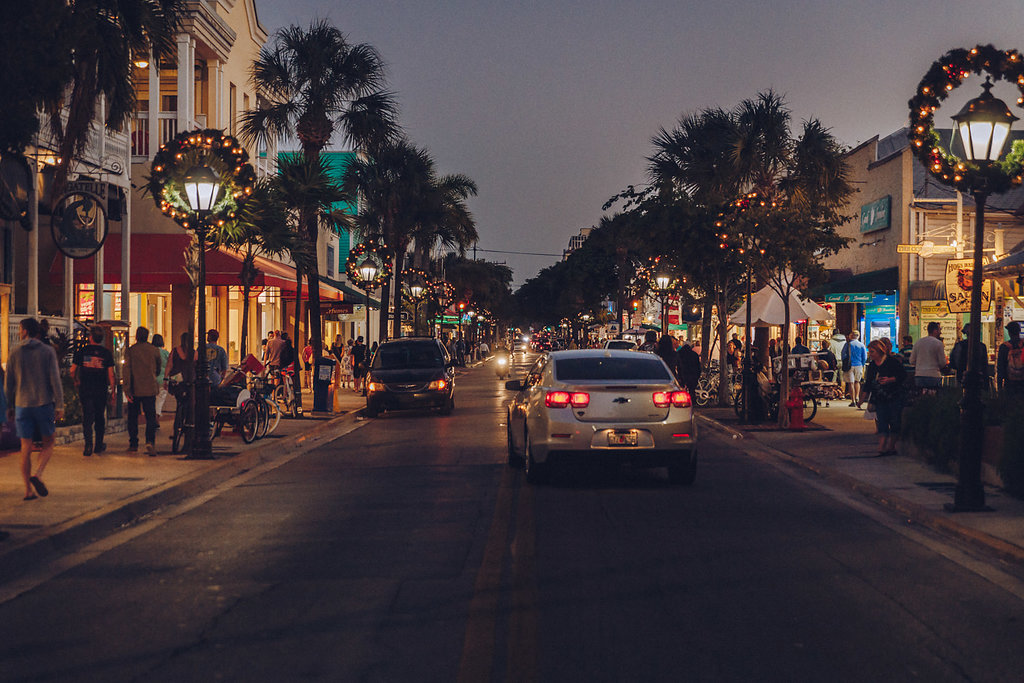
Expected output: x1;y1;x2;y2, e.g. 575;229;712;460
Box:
607;429;638;446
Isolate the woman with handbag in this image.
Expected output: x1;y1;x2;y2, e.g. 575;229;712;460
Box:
858;339;907;457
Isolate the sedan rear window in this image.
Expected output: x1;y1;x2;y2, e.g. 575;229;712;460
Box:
554;357;672;381
372;344;445;370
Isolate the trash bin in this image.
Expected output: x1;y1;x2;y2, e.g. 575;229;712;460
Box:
313;356;336;412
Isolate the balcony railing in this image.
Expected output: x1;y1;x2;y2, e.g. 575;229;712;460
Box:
131;113;207;161
35;110;129;176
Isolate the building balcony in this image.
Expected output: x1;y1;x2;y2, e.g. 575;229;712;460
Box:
131;112;207;162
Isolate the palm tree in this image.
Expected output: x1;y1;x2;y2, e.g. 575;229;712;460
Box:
43;0;186;199
341;138;433;340
209;179;295;358
274;153;348;355
411;173;479;267
241;19;399;355
649;91;851;418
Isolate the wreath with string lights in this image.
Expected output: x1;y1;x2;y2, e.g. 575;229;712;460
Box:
909;45;1024;194
430;279;455;306
401;268;432;301
345;241;392;288
147;129;255;232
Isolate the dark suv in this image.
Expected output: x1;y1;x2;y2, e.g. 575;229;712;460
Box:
365;337;455;417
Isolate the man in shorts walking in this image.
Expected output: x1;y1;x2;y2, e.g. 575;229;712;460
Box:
841;330;868;407
5;318;63;500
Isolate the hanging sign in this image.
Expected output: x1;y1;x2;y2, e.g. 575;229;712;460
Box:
51;188;108;259
945;258;991;314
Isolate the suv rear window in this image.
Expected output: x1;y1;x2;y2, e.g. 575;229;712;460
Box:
554;356;672;381
372;343;445;370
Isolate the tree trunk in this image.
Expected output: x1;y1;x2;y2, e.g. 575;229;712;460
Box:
717;292;731;407
240;247;256;359
778;287;792;428
700;300;713;367
378;279;390;342
392;248;406;338
293;264;303;366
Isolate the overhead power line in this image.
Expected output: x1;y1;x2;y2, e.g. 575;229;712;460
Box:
474;248;563;257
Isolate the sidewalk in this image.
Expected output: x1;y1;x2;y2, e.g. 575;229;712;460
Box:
0;384;368;584
697;400;1024;566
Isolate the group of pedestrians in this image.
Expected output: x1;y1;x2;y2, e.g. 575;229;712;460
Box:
329;335;368;392
638;331;702;397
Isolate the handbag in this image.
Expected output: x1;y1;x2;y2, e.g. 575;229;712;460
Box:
863;402;876;420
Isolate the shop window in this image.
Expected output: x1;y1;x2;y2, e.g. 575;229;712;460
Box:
326;245;335;278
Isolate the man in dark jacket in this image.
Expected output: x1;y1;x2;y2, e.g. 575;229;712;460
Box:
71;326;116;456
677;342;702;396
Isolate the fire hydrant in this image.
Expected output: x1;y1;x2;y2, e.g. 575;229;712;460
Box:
786;386;805;431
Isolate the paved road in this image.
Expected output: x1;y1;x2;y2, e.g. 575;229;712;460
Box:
2;354;1024;681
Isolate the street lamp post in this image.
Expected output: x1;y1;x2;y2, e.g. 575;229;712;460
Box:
182;165;222;460
358;257;379;347
408;282;425;335
947;78;1018;512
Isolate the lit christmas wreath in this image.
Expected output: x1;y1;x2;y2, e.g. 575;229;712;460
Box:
147;128;256;231
430;279;455;306
402;268;432;301
909;45;1024;194
345;240;392;288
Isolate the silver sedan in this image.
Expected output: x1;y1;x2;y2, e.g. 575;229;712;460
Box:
505;349;698;484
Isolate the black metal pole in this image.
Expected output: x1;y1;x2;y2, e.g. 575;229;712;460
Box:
949;190;990;511
188;220;213;460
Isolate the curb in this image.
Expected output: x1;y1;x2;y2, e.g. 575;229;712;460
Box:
698;413;1024;567
0;410;363;585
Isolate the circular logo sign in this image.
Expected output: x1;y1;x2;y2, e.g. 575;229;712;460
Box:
51;190;108;259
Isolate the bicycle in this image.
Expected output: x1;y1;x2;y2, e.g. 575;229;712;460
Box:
271;364;300;419
168;380;193;455
248;375;281;438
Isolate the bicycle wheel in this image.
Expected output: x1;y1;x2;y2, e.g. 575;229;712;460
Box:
803;395;818;423
264;397;282;435
254;395;269;439
273;385;289;414
239;400;259;444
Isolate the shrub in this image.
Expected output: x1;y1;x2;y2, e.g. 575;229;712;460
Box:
997;400;1024;498
901;389;961;471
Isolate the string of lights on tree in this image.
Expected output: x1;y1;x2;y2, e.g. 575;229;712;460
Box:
345;240;392;288
908;44;1024;194
637;255;683;293
716;191;773;259
147;128;256;231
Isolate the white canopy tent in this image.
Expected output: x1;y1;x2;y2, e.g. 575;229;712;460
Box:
732;285;834;327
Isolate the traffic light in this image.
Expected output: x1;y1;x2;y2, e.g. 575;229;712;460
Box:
458;302;465;311
631;299;640;311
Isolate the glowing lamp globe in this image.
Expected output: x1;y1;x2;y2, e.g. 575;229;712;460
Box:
183;165;222;213
952;78;1019;163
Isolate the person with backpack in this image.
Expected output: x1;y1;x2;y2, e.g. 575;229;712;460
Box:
997;321;1024;396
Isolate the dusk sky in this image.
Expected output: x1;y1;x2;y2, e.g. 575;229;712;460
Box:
258;1;1024;286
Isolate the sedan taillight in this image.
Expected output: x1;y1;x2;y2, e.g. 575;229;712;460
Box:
653;390;691;408
545;391;590;408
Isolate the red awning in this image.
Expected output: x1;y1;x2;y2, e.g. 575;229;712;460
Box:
50;234;345;299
